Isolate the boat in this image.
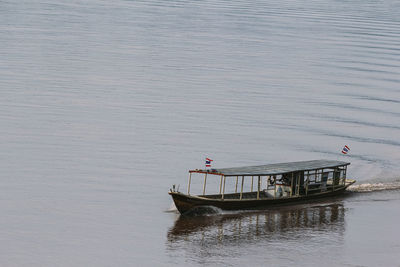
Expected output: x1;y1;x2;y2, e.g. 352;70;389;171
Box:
169;159;355;215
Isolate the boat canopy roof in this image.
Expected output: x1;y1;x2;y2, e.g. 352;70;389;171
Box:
190;159;350;176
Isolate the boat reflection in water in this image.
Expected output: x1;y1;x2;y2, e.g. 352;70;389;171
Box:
166;200;347;264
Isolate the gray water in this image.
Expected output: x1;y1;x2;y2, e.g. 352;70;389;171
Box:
1;0;400;266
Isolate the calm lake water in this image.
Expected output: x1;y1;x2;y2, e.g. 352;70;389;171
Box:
1;0;400;266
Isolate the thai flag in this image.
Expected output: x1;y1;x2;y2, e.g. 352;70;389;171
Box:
342;145;350;154
205;158;213;167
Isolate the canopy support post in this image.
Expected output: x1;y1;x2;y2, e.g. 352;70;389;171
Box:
306;171;309;195
290;173;294;197
257;176;260;200
235;176;238;193
187;172;192;195
251;176;254;192
219;175;223;194
202;173;207;195
240;176;244;200
222;176;226;199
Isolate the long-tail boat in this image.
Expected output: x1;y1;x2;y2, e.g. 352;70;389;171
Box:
169;160;355;215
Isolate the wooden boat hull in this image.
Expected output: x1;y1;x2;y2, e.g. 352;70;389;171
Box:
169;180;355;215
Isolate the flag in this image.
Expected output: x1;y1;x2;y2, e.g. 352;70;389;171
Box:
342;145;350;154
205;158;213;167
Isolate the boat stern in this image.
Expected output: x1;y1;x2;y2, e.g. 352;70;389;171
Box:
345;179;356;187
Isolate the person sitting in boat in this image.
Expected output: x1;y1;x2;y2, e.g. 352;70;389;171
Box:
268;176;276;186
277;185;283;197
282;173;291;185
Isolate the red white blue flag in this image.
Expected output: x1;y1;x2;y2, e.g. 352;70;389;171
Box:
342;145;350;154
205;158;213;167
